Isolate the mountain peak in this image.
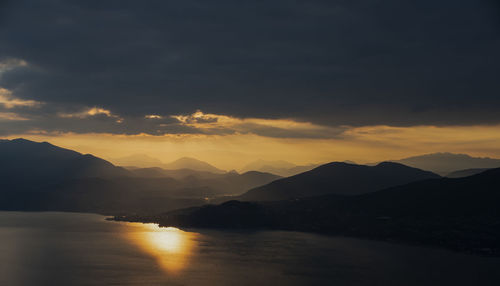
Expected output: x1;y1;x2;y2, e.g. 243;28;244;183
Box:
11;138;32;143
163;157;225;174
240;159;318;177
235;161;440;201
10;138;52;147
376;161;414;168
171;157;206;163
0;138;130;181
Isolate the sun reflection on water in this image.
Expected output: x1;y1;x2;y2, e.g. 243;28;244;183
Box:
124;223;199;274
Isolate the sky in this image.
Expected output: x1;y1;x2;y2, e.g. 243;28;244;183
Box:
0;0;499;169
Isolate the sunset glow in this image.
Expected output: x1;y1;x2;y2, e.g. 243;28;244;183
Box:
1;1;500;284
124;223;198;274
5;123;500;170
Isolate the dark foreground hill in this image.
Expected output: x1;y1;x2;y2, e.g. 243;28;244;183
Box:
233;162;440;201
115;168;500;255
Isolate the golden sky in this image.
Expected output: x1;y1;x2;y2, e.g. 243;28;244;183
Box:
6;123;500;170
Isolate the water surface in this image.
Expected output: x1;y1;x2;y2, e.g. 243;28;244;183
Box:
0;211;499;286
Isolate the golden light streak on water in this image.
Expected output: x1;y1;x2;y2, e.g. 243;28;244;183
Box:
124;223;199;274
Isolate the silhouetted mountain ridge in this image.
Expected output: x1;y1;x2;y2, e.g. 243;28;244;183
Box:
117;167;500;255
0;138;281;214
393;152;500;175
234;161;440;201
240;159;319;177
0;138;131;182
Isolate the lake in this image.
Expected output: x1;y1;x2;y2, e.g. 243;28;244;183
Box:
0;211;499;286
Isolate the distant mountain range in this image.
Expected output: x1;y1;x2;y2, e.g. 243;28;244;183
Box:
240;159;319;177
5;138;500;254
241;159;296;171
392;153;500;176
112;154;164;168
230;162;440;201
114;154;226;174
0;139;279;214
119;167;500;255
128;167;222;180
162;157;226;173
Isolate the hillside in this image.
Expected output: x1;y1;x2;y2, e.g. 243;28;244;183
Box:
234;162;440;201
117;168;500;255
0;138;131;182
0;139;280;214
240;159;318;177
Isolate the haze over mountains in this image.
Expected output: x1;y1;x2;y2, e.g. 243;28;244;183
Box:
392;153;500;176
3;138;500;254
162;157;226;174
114;154;226;174
113;151;500;179
0;139;278;213
128;167;222;180
113;154;164;168
240;160;319;177
119;156;319;177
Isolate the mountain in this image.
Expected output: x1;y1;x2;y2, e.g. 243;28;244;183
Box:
129;167;222;180
112;154;164;168
118;168;500;255
0;138;131;182
162;157;225;174
236;171;281;186
446;168;491;178
0;139;280;214
115;155;227;175
197;171;281;195
0;139;206;214
393;153;500;176
234;162;440;201
145;170;281;197
240;159;319;177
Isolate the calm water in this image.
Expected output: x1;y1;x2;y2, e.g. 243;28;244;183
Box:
0;212;499;286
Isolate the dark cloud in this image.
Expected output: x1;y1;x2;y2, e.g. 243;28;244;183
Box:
0;0;499;136
0;111;201;136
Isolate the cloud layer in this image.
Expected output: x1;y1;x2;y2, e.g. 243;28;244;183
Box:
0;0;499;137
